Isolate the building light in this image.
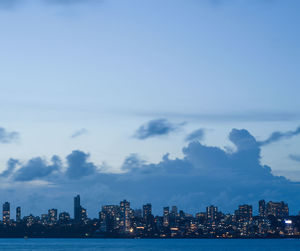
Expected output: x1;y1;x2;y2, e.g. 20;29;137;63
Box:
285;220;292;224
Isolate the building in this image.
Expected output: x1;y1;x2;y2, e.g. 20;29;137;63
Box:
120;200;131;233
259;200;266;218
163;207;170;227
100;205;120;232
266;201;289;218
236;204;252;221
16;207;21;222
48;209;58;223
74;194;81;222
143;203;152;220
59;212;71;222
2;202;10;223
81;207;88;223
206;205;218;222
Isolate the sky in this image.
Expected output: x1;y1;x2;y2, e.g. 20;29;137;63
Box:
0;0;300;218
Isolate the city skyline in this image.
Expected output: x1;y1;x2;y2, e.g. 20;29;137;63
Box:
0;195;298;238
0;0;300;220
0;195;295;222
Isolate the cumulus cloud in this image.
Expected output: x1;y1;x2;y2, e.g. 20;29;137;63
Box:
0;159;19;178
13;155;62;181
259;126;300;146
134;119;182;140
2;127;300;218
185;128;205;142
70;128;88;139
65;150;97;179
0;127;19;143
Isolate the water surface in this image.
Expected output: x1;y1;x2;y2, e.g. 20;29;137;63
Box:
0;238;299;251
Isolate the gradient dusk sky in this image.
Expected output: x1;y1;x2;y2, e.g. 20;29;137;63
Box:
0;0;300;217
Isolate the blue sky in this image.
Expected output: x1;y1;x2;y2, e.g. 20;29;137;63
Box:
0;0;300;217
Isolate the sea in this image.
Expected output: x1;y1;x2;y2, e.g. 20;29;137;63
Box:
0;239;299;251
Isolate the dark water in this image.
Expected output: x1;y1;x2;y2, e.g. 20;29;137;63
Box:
0;239;299;250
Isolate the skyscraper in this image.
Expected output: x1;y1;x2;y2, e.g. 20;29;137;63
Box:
143;203;152;220
120;200;131;233
206;205;218;222
16;207;21;222
163;206;170;227
74;195;81;222
259;200;266;218
3;202;10;223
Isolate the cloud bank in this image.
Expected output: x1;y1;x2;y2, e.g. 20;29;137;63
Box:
1;127;300;217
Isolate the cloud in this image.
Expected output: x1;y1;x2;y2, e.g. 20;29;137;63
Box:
290;154;300;162
259;126;300;146
65;150;97;179
121;154;145;171
70;128;88;139
2;128;300;217
185;128;205;142
13;155;62;181
0;159;19;178
0;127;19;143
134;119;182;140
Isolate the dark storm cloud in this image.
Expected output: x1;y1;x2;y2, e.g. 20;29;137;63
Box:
259;126;300;146
185;128;205;142
134;119;182;140
0;127;19;143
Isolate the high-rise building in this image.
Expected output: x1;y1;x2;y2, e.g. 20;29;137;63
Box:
206;205;218;222
2;202;10;223
236;204;252;221
171;206;178;216
16;207;21;222
81;207;88;223
48;209;58;223
266;201;289;218
120;200;131;233
259;200;266;218
74;195;81;222
143;203;152;220
163;206;170;227
100;205;120;232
